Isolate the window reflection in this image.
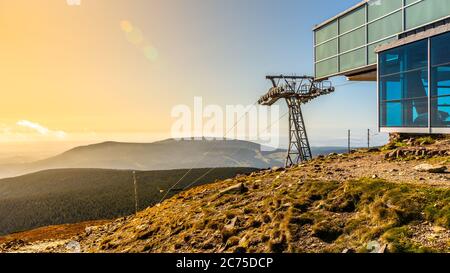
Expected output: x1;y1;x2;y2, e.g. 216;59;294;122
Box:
379;39;428;127
431;32;450;128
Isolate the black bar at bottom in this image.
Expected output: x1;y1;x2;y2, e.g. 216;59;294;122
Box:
0;253;447;272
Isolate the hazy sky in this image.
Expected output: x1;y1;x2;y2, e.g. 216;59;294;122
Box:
0;0;388;153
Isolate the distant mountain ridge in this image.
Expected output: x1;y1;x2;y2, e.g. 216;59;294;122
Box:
0;138;351;179
0;139;285;178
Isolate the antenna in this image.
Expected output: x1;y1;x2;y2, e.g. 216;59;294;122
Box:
258;75;334;167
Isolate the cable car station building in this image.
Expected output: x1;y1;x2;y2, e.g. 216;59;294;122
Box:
314;0;450;134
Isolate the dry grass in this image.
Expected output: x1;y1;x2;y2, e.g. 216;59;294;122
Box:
2;137;449;253
0;220;109;245
74;175;450;253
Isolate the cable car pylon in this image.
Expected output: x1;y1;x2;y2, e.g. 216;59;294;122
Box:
258;75;335;167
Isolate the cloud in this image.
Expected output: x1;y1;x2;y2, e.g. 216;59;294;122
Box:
16;120;67;139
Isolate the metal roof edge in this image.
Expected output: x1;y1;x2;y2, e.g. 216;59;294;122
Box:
375;22;450;53
313;0;368;31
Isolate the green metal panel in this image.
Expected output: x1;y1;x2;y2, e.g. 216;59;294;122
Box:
313;0;450;78
315;20;338;44
339;6;365;34
405;0;450;29
339;27;365;52
315;39;338;61
405;0;419;5
367;37;396;64
368;11;402;43
316;58;338;79
368;0;402;21
339;48;366;71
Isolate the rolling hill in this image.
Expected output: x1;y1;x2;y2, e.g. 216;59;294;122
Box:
0;167;257;236
0;138;352;179
0;139;285;178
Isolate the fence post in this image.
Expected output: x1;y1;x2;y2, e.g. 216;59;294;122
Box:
348;130;351;154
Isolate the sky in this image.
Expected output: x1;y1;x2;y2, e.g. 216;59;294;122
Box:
0;0;388;157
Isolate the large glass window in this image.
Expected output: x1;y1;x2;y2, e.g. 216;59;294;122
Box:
379;39;429;127
339;27;365;52
315;39;338;61
368;0;402;22
368;37;396;64
316;58;338;79
315;21;338;44
339;6;365;34
431;32;450;127
405;0;450;30
339;48;366;72
314;0;450;79
368;11;402;43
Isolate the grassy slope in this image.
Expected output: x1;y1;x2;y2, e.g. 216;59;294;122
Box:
82;175;450;253
76;140;450;253
0;167;257;236
0;220;109;245
2;138;449;253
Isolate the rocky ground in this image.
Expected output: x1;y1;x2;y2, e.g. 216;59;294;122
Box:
1;135;449;253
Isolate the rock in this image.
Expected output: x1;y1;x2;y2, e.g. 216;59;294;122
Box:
219;183;248;196
66;241;81;253
413;164;447;174
271;166;283;172
85;226;99;236
433;226;446;233
372;174;378;179
385;150;397;159
222;217;238;241
342;248;355;253
379;244;388;253
367;240;381;253
429;150;440;157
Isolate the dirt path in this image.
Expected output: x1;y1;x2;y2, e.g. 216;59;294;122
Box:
297;151;449;188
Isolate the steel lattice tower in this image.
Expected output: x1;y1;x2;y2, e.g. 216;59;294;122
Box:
258;75;334;167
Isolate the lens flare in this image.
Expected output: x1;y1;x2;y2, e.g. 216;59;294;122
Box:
126;28;144;45
120;20;159;62
144;46;159;62
120;20;133;33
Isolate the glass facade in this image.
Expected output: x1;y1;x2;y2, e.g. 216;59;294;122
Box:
314;0;450;79
431;32;450;127
379;32;450;129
